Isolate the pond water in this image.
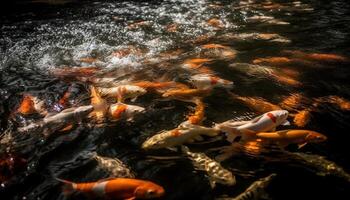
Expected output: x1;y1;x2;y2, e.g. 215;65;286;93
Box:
1;0;350;199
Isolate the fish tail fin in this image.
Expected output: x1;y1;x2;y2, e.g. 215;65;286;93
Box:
180;145;190;153
55;178;76;196
89;85;107;120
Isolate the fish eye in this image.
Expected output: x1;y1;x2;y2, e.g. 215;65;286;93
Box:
146;189;156;196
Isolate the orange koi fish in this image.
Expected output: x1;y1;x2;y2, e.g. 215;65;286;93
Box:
189;74;234;90
283;50;349;63
231;94;281;114
187;99;206;125
200;44;237;60
56;177;165;199
90;86;108;120
162;89;212;102
207;18;225;29
133;81;176;91
315;95;350;111
78;57;99;64
51;66;99;77
166;23;178;32
127;21;151;30
255;129;327;148
17;94;46;115
270;71;302;87
293;109;312;127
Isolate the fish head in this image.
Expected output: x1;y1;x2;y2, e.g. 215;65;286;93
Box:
127;105;146;114
142;132;169;150
215;171;236;186
268;110;289;125
134;182;165;199
74;105;94;116
128;85;147;96
305;131;327;143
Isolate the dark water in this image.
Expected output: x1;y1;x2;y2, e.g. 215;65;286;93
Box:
1;0;350;199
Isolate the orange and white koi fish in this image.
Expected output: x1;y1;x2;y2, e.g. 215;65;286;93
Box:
255;129;327;148
97;85;147;102
216;110;290;142
218;32;291;43
109;103;145;121
56;177;165;199
231;94;281;114
16;94;46;115
162;88;211;102
189;74;234;90
187;99;205;125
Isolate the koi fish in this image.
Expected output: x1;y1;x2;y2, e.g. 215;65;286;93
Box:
252;57;316;67
133;81;176;91
166;23;178;32
18;105;93;135
187;99;205;125
90;86;108;121
16;94;46;115
293;109;312;127
218;33;291;43
207;18;225;29
283;50;349;63
51;66;99;77
215;110;290;142
109;103;145;121
98;85;147;102
181;145;235;188
162;88;211;102
92;153;135;178
56;177;165;199
200;44;237;60
255;129;327;148
291;152;350;182
127;21;151;30
142;123;220;150
316;95;350;111
231;94;282;114
182;58;213;70
189;74;234;90
229;174;276;200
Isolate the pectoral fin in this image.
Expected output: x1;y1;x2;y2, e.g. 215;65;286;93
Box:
194;135;204;141
281;120;291;126
209;179;216;188
59;124;74;132
125;197;136;200
298;142;307;149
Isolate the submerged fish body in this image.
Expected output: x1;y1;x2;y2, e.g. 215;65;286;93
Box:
142;123;220;150
56;177;165;199
292;152;350;182
181;145;235;188
92;153;135;178
108;102;145;121
16;94;47;116
256;129;327;148
17;105;93;134
98;85;147;102
216;110;290;142
231;174;276;200
189;74;234;90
